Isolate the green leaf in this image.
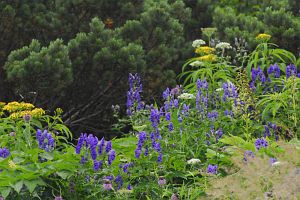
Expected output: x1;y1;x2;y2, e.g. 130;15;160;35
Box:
56;171;71;179
40;152;54;161
23;179;43;193
0;187;11;198
132;125;147;132
11;180;23;193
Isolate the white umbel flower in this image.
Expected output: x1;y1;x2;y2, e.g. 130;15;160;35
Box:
178;93;195;100
189;61;203;67
192;39;206;48
187;158;201;164
216;42;232;50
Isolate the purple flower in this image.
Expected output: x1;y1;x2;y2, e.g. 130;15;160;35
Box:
158;176;166;186
168;122;174;131
171;193;179;200
93;160;102;171
182;104;189;116
203;78;208;90
135;148;141;159
196;91;201;110
163;88;170;100
207;164;218;174
165;112;171;121
202;95;208;107
216;128;223;141
115;175;123;190
273;64;281;78
197;79;203;89
286;64;297;78
250;81;256;90
157;153;163;163
104;175;114;181
23;114;31;122
267;65;274;75
122;163;131;173
0;148;10;158
80;156;88;165
178;115;182;123
138;131;147;144
127;184;132;190
243;150;254;163
230;110;234;118
224;110;229;116
171;85;180;95
173;99;179;108
154;142;161;152
264;125;270;138
126;73;143;115
255;138;269;150
108;150;116;165
54;196;63;200
150;108;160;129
251;68;258;81
252;67;266;84
144;146;149;156
207;111;218;121
36;130;55;152
105;141;112;153
98;137;105;155
269;157;277;166
103;180;113;190
89;136;98;160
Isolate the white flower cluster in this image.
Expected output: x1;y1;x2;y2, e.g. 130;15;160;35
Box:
187;158;201;164
216;42;232;50
178;93;195;100
189;61;203;67
192;39;206;48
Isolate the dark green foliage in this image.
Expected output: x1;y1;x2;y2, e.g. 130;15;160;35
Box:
118;0;191;95
212;0;300;51
2;0;190;133
4;39;72;101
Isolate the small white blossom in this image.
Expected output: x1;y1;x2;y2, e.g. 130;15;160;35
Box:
192;39;206;48
216;42;232;50
271;161;281;166
189;61;203;67
178;93;195;100
187;158;201;164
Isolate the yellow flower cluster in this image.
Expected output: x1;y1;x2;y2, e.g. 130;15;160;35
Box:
195;46;215;55
197;54;217;62
255;33;271;42
3;102;35;112
55;108;63;115
1;101;45;119
9;108;45;119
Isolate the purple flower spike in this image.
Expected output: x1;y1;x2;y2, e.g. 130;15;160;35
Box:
255;138;268;150
207;164;218;174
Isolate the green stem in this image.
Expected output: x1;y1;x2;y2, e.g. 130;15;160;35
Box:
24;122;32;148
